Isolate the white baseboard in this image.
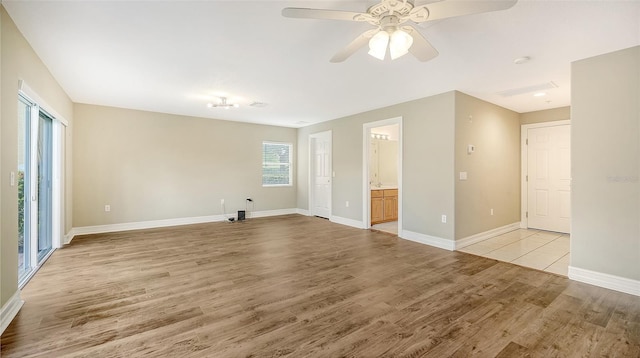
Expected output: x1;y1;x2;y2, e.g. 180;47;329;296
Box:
400;230;455;251
296;208;310;216
1;291;24;335
248;208;299;219
330;215;365;229
568;266;640;297
65;209;301;244
455;222;521;250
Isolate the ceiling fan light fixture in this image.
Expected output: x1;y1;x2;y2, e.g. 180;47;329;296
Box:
389;29;413;60
368;30;389;60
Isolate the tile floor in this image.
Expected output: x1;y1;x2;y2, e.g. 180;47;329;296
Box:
370;223;570;276
458;229;570;276
371;221;398;235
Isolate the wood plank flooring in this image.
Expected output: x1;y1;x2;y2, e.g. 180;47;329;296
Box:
2;215;639;357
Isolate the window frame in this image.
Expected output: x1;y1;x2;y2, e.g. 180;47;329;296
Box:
262;141;293;187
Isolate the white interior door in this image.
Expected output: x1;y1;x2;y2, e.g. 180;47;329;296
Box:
527;125;571;233
310;131;332;218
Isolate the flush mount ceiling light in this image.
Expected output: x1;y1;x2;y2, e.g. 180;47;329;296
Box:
207;97;239;109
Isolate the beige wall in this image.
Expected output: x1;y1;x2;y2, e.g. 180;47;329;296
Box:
520;106;570;125
298;91;523;243
1;6;74;307
454;92;521;240
571;46;639;281
73;104;297;227
298;92;456;241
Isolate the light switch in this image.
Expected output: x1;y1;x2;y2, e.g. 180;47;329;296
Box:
459;172;468;180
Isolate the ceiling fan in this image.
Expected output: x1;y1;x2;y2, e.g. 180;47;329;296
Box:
282;0;517;63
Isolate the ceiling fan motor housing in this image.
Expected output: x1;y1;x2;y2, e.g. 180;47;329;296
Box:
368;0;415;19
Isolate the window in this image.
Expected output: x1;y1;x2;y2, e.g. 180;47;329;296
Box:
262;142;292;186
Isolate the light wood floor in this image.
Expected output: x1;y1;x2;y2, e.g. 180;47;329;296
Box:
2;215;639;357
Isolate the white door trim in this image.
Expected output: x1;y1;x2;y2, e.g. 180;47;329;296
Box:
521;120;571;228
309;130;332;218
363;117;403;232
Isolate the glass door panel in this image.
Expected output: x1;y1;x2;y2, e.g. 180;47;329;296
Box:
37;112;53;263
18;97;32;281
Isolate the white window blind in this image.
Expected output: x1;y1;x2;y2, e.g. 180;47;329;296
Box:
262;142;292;186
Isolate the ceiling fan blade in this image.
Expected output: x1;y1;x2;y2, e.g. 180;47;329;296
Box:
330;29;379;63
282;8;371;22
403;26;439;62
411;0;517;22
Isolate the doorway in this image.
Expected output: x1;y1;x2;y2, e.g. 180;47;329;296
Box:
309;131;332;219
363;118;402;234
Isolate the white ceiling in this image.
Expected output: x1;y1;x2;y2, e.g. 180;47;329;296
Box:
4;1;639;128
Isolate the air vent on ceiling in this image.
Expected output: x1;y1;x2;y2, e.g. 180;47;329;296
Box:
249;101;268;108
497;82;558;97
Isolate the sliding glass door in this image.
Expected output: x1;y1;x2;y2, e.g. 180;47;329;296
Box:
18;93;57;286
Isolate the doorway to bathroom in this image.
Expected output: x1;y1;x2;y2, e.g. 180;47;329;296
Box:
363;118;402;235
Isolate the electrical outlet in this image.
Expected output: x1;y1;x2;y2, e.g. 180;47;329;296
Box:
105;205;111;212
221;199;225;205
441;215;447;223
10;172;15;186
345;201;349;207
490;208;494;216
